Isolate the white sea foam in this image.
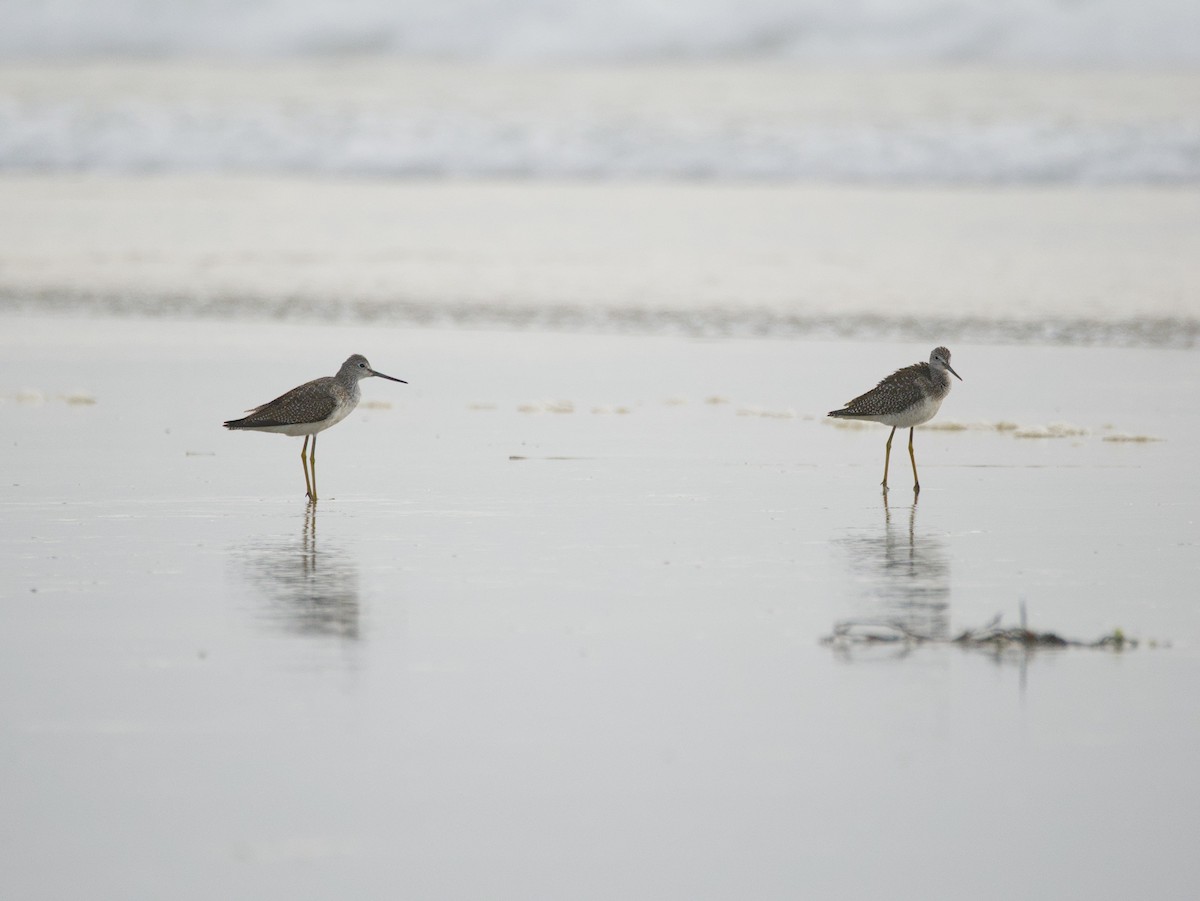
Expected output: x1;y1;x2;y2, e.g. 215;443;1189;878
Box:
3;3;1198;180
1;63;1197;182
2;1;1199;66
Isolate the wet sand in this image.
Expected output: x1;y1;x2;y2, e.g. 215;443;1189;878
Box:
2;175;1198;345
3;313;1199;899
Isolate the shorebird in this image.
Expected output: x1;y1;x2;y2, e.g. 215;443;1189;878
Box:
224;354;406;501
828;346;961;493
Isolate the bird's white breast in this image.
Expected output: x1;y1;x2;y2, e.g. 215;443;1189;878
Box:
875;394;944;429
312;395;358;432
259;394;358;437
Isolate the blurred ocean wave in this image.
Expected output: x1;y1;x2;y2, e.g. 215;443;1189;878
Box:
2;62;1198;182
3;0;1199;66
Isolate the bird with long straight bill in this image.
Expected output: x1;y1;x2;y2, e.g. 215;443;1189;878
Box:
224;354;406;501
828;346;962;494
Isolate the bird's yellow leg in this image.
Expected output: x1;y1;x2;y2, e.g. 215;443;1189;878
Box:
882;426;896;492
908;427;920;494
310;434;318;502
301;435;314;501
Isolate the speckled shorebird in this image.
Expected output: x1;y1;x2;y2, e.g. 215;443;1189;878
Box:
224;354;406;501
828;346;962;493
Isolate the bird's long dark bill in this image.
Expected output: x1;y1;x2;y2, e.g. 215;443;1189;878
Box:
371;370;408;383
948;365;962;381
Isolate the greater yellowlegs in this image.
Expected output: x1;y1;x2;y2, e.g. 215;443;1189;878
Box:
224;354;406;501
828;346;961;493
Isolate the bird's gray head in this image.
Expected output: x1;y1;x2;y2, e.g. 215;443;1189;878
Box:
340;354;407;384
930;346;962;381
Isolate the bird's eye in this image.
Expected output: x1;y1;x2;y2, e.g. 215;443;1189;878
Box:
358;362;366;368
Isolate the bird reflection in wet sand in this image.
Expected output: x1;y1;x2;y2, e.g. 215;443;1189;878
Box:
239;504;361;641
839;494;951;643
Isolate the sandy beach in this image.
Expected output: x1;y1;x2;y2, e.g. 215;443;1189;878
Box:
3;311;1199;899
3;13;1200;896
2;175;1198;346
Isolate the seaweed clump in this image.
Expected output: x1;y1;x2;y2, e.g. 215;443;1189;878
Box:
822;612;1140;652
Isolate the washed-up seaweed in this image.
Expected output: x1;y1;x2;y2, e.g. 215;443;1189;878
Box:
822;609;1142;651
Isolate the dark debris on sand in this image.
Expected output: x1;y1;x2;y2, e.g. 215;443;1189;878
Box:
822;612;1149;653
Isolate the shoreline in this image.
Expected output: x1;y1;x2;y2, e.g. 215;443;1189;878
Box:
4;311;1199;900
2;175;1198;349
5;288;1197;349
